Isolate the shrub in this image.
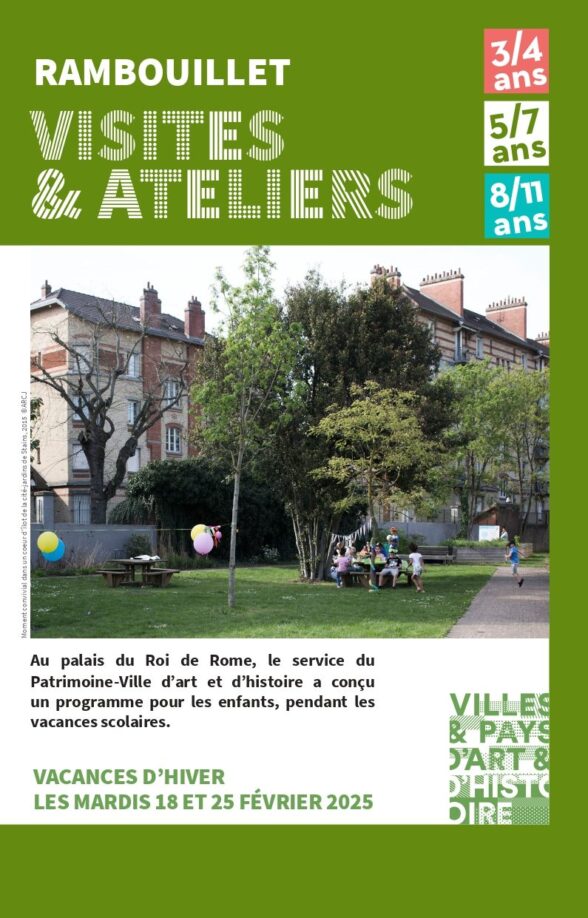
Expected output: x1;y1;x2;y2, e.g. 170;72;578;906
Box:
36;543;105;575
165;551;214;570
444;538;508;548
260;545;280;564
124;533;153;557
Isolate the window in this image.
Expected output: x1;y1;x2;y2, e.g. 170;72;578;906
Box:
127;449;141;473
163;379;180;407
476;336;484;359
450;506;459;524
521;353;527;369
34;496;44;525
127;399;140;426
72;494;91;524
454;330;463;361
427;319;436;342
536;499;544;522
72;342;93;373
71;442;89;471
166;426;182;454
72;395;90;422
127;352;140;377
475;496;484;514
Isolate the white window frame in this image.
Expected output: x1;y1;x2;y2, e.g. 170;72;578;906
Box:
454;329;463;361
72;394;90;422
126;448;141;473
34;495;45;525
163;379;180;407
71;442;89;471
127;399;140;426
72;342;94;374
476;336;484;359
165;426;182;454
126;352;140;378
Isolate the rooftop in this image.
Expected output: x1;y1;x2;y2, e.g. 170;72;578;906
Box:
30;287;204;346
403;285;549;357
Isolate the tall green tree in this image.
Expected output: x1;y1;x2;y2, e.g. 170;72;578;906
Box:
313;383;436;532
191;247;297;607
271;273;447;579
444;361;505;537
109;458;295;559
446;361;550;537
490;367;550;535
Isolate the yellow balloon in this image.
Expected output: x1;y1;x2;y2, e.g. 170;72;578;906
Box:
191;524;206;540
37;531;59;553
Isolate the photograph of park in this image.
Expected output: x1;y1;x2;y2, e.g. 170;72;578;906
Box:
29;246;549;639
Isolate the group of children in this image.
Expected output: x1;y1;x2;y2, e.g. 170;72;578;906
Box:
331;528;425;594
331;526;526;595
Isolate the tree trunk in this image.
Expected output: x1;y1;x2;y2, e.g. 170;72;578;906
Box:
290;510;307;579
86;438;108;524
228;447;244;608
368;480;376;542
316;528;331;582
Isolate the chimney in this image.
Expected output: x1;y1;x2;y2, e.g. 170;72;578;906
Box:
41;280;52;299
140;282;161;328
184;295;205;339
420;269;464;316
486;296;528;340
535;331;549;349
370;264;402;290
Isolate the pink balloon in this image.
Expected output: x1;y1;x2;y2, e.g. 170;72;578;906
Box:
194;532;214;555
216;530;222;541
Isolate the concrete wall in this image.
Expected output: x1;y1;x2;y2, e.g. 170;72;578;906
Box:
31;523;157;568
380;520;459;545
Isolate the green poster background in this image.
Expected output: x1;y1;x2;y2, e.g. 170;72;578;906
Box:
1;0;580;909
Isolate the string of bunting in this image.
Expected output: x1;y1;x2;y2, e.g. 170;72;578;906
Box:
329;517;373;548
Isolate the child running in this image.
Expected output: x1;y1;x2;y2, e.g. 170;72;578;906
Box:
505;541;524;587
408;542;425;593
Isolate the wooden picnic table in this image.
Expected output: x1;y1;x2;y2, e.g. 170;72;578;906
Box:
109;559;157;581
98;559;180;588
343;557;412;588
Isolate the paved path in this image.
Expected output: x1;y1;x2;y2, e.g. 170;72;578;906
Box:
446;567;549;639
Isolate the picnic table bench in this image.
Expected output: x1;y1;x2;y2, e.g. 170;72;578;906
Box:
96;569;131;588
341;567;413;588
142;568;180;588
418;546;454;564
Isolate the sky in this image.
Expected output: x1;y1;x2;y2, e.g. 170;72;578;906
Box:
28;245;550;338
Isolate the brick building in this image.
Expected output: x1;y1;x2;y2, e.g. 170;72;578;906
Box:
370;265;549;538
371;265;549;371
30;281;205;524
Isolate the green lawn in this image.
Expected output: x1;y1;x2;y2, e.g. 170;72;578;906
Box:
31;564;495;639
